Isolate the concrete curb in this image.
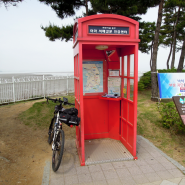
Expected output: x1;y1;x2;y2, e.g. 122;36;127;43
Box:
139;135;185;175
42;160;50;185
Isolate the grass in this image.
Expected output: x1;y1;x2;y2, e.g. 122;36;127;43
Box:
19;95;75;128
19;91;185;167
137;89;185;167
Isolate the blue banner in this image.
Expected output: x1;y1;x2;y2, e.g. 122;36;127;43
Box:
158;73;185;98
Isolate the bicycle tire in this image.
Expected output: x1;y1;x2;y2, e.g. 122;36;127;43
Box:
48;116;56;144
52;129;65;172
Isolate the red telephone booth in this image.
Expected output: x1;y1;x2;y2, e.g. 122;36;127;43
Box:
73;14;139;166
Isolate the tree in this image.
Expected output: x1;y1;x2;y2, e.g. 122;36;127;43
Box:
0;0;22;7
40;0;160;49
177;36;185;72
160;7;175;69
163;0;185;69
177;7;185;72
139;21;156;69
151;0;164;102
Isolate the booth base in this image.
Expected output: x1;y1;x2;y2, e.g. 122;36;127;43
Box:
85;138;133;165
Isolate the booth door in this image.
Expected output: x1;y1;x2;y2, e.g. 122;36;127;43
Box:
120;54;136;156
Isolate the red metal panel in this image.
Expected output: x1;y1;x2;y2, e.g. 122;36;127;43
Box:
108;61;119;69
128;102;134;125
108;101;120;140
128;124;134;148
121;119;128;141
122;99;127;120
84;97;109;136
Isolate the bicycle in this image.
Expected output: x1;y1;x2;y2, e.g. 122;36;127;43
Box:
46;97;80;172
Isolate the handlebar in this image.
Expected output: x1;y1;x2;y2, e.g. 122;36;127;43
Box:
46;97;75;106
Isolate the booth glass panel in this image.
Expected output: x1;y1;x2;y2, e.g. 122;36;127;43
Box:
129;79;134;101
123;78;127;98
124;56;127;76
130;54;134;77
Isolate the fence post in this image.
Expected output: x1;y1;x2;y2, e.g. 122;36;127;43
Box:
43;75;45;99
12;76;15;102
67;74;69;95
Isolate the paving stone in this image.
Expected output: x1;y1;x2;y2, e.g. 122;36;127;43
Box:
152;181;163;185
132;174;150;184
155;156;169;164
144;146;157;153
127;165;143;175
137;146;148;153
103;169;119;180
78;173;92;184
112;161;126;169
93;180;108;185
79;182;94;185
50;176;65;185
91;171;105;181
63;167;77;176
64;175;79;185
138;140;151;148
123;160;137;168
149;151;163;158
168;178;182;184
161;161;177;170
116;167;131;178
159;180;178;185
138;152;152;159
76;166;90;175
144;172;162;182
168;169;185;178
120;176;137;185
88;164;102;173
156;170;173;180
150;163;166;172
144;158;159;165
107;178;122;185
100;163;114;171
137;183;155;185
179;178;185;185
139;165;155;174
135;158;148;166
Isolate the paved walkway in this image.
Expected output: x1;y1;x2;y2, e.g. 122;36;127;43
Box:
48;136;185;185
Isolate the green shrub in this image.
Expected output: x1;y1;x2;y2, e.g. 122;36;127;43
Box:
158;101;185;134
138;81;145;91
138;68;185;91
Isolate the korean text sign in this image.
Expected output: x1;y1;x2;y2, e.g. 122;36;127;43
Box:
158;73;185;98
172;96;185;125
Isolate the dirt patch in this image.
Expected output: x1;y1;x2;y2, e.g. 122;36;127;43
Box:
0;100;76;185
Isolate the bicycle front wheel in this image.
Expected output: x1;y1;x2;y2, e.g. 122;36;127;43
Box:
52;129;65;172
48;116;56;144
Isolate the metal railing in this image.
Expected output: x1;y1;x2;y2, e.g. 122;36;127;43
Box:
0;74;74;104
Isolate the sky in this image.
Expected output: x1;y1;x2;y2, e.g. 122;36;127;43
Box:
0;0;182;73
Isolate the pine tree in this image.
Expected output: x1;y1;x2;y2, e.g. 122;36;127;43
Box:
151;0;164;102
0;0;22;7
40;0;160;54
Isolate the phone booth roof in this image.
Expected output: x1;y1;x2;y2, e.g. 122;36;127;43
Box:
73;14;140;47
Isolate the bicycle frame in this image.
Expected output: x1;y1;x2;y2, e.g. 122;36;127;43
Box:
52;111;62;151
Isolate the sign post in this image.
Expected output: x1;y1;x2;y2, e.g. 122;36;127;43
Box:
172;96;185;125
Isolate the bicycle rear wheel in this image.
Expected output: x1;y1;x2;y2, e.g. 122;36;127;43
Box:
52;129;65;172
